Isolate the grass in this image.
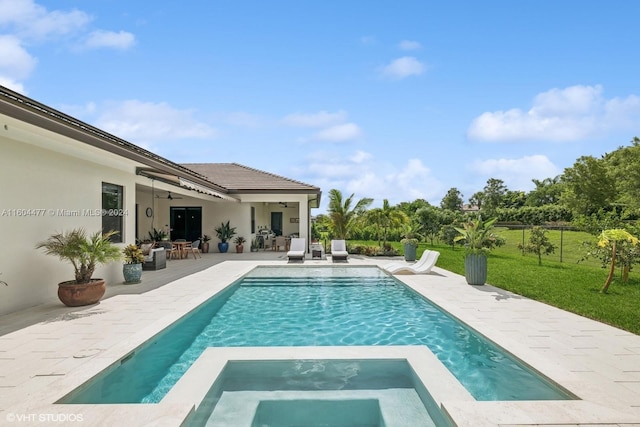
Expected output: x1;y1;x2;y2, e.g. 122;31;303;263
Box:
349;235;640;335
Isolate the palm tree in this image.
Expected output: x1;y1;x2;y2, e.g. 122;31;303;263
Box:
366;199;408;247
327;189;373;239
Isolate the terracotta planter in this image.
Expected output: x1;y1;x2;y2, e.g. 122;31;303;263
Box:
464;254;487;285
201;242;210;253
236;245;244;253
57;279;106;307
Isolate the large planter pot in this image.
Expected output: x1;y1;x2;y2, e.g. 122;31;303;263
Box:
218;242;229;253
201;242;210;253
236;244;244;253
123;263;142;284
464;254;487;285
57;279;106;307
403;244;417;262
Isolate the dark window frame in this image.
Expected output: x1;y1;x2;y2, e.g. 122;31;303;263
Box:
102;182;124;243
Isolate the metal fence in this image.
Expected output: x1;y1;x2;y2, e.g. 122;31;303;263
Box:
495;224;597;265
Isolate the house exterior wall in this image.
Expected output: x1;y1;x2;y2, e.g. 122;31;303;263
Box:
0;107;319;316
0;115;140;316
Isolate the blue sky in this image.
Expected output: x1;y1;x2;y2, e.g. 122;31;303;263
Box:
2;1;640;212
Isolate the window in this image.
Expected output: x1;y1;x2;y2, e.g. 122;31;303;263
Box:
102;182;123;242
251;207;256;233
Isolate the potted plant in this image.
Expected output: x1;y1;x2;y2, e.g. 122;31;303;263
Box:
122;244;144;284
454;216;504;285
234;236;246;253
250;238;259;252
400;223;424;262
214;220;237;253
36;228;121;306
201;235;211;253
148;228;168;242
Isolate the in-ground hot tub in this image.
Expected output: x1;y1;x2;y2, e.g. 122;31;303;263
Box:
163;347;470;427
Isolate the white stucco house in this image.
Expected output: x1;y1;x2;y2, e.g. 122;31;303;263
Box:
0;86;321;316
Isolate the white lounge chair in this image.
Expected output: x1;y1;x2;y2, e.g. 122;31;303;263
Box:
330;239;349;262
382;249;432;271
383;250;440;274
287;237;306;262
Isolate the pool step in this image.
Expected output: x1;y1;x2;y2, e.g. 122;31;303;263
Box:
204;388;437;427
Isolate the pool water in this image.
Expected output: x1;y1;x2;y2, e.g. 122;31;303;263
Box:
62;266;572;404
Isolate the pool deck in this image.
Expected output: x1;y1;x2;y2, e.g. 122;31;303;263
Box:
1;252;639;426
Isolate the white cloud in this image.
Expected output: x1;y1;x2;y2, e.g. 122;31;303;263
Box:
94;100;217;146
283;110;362;143
0;0;91;40
0;35;37;81
312;123;362;142
467;84;640;142
380;56;425;79
398;40;421;50
0;0;135;89
282;110;348;128
82;30;135;50
470;155;560;191
0;77;26;93
350;150;372;163
303;152;442;210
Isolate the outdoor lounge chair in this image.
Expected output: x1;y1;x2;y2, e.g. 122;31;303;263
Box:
382;248;434;271
287;237;306;262
330;239;349;262
382;250;440;275
143;247;166;270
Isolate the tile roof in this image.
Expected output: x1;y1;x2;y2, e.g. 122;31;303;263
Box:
182;163;321;194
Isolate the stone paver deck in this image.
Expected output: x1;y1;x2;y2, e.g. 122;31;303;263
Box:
0;254;639;426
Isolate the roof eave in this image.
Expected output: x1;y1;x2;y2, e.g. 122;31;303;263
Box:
0;86;230;197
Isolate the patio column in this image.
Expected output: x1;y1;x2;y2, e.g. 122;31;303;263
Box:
298;198;310;252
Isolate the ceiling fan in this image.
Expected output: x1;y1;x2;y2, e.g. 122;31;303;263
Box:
156;191;183;200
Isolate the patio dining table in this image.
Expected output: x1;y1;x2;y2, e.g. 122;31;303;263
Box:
171;241;191;259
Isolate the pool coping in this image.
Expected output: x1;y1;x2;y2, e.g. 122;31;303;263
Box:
1;259;639;426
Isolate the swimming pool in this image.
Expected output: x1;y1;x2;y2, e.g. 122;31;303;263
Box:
61;266;573;404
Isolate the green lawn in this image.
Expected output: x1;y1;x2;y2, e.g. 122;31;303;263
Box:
349;236;640;335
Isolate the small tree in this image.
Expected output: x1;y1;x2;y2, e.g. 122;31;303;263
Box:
517;226;557;266
439;224;459;249
597;229;639;293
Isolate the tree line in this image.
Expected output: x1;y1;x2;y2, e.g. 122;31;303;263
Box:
313;137;640;246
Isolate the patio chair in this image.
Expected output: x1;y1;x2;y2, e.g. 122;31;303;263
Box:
383;250;440;275
287;237;306;262
275;236;287;251
263;236;273;251
168;242;180;259
186;240;201;259
330;240;349;262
